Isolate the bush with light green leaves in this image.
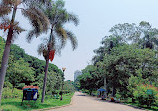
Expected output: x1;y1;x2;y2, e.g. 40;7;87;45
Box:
133;84;158;106
2;87;22;99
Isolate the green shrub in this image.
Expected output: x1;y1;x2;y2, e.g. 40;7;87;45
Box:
155;94;158;106
17;83;25;89
133;84;158;106
115;91;121;99
51;90;58;95
2;87;22;99
4;81;13;88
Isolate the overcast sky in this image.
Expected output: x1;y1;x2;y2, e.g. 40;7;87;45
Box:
1;0;158;81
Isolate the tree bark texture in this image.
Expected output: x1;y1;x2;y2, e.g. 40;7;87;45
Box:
0;5;17;105
41;25;53;103
41;57;49;103
104;77;107;97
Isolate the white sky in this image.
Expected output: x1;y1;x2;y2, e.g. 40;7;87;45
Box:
1;0;158;81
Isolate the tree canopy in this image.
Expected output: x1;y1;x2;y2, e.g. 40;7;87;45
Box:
76;21;158;100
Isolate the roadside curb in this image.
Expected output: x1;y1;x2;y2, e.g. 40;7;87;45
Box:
33;95;74;111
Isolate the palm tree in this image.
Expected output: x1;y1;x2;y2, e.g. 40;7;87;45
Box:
36;0;79;103
0;0;49;105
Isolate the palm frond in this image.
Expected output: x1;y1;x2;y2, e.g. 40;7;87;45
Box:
13;24;26;34
11;25;25;43
0;16;10;25
22;7;49;42
37;43;48;55
37;43;49;60
0;5;12;17
55;0;65;8
26;30;36;42
26;28;44;43
22;0;51;4
60;35;66;49
67;13;79;26
1;0;14;5
56;33;66;50
31;7;50;32
54;25;68;49
21;8;43;31
55;25;67;39
66;30;78;50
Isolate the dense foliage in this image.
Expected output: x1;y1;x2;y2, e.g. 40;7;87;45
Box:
76;21;158;106
0;36;63;96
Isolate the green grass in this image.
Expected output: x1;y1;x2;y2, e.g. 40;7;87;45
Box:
0;93;74;111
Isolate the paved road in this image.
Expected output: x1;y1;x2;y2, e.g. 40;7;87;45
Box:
48;92;145;111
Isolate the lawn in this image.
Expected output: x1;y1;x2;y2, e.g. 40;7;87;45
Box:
0;93;74;111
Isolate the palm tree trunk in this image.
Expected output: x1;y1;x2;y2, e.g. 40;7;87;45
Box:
41;56;49;103
41;27;53;103
0;5;17;105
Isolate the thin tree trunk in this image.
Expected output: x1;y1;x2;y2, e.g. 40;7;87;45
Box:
112;85;116;97
12;86;15;93
60;72;64;100
41;57;49;103
104;77;107;98
60;88;63;100
0;4;17;105
112;86;114;97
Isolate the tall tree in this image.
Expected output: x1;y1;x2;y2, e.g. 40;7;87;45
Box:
109;21;158;49
102;44;158;97
36;0;79;103
6;58;35;91
0;0;49;104
93;35;125;97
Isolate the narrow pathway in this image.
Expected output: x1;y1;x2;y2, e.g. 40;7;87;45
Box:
48;92;145;111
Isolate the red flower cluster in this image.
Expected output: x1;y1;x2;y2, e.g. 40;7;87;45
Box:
0;23;10;32
49;50;55;62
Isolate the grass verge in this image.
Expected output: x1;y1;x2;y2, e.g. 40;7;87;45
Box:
123;102;158;111
0;93;74;111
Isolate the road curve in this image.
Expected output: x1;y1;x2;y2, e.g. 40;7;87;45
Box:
48;92;145;111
